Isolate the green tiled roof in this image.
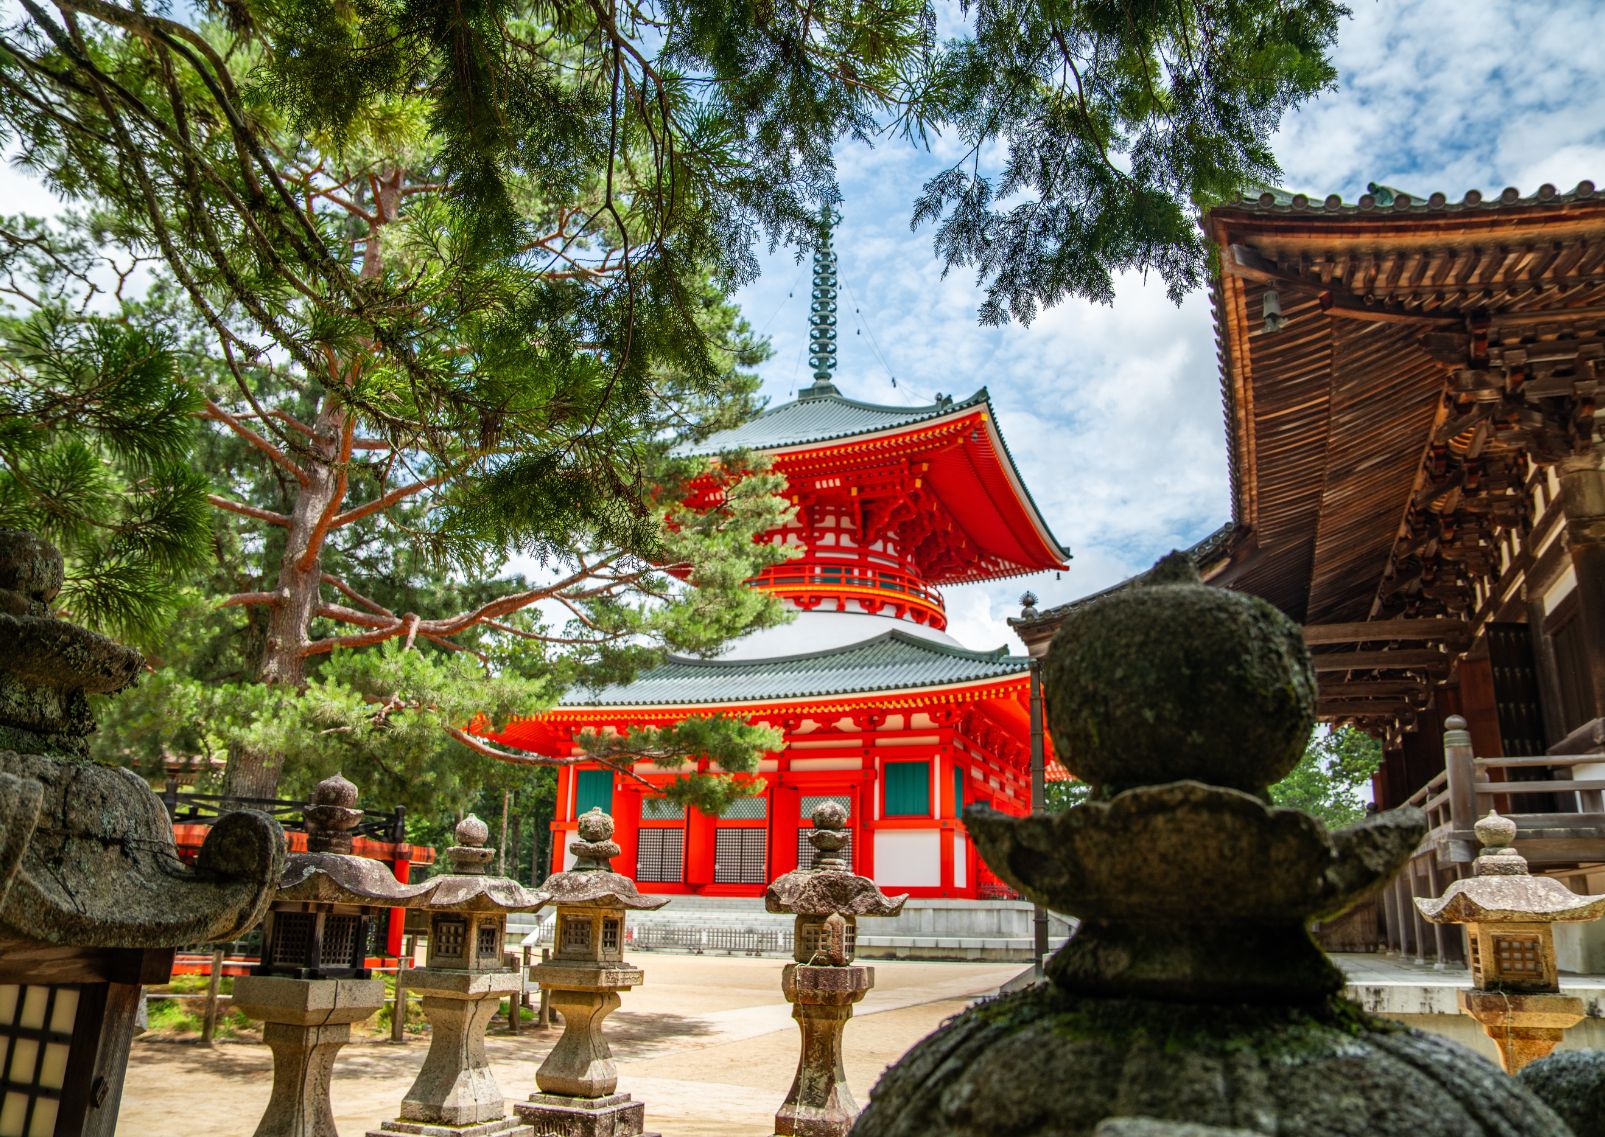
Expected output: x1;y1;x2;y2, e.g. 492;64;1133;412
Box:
676;388;990;457
563;630;1027;706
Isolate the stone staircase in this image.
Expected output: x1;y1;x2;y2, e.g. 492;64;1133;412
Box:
510;894;1073;962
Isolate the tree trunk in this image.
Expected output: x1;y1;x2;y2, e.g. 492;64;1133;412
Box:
224;397;348;799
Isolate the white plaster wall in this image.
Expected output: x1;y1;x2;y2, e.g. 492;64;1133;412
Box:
953;832;967;888
875;829;941;887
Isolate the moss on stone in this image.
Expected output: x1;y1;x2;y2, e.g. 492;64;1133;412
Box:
1042;574;1315;795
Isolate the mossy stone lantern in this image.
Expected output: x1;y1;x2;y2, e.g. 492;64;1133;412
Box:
1416;809;1605;1072
514;808;668;1137
0;529;284;1137
368;815;548;1137
854;553;1576;1137
764;801;906;1137
233;775;426;1137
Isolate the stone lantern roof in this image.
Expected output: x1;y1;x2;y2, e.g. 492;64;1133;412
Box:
0;528;284;947
1417;810;1605;925
765;801;907;919
542;808;669;911
276;773;430;906
409;814;550;912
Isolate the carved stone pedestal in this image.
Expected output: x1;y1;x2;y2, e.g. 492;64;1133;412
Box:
528;963;640;1097
369;969;532;1137
1460;989;1587;1073
232;975;387;1137
514;1092;658;1137
774;964;873;1137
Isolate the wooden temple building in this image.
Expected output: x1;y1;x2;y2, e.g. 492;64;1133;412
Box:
1018;181;1605;967
495;226;1069;899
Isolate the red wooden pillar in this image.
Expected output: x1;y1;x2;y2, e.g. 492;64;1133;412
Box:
386;847;412;957
684;805;717;891
772;778;803;876
612;784;643;883
856;766;878;880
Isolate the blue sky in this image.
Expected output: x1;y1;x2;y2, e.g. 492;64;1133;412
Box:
5;2;1604;654
727;0;1605;650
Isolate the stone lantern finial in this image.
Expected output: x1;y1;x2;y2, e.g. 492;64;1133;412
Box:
305;772;362;853
808;801;850;872
570;806;623;871
1474;809;1525;873
447;813;495;875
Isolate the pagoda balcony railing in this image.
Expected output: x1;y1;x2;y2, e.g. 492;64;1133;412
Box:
752;561;946;627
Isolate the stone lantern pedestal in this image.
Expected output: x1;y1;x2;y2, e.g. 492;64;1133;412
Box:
369;816;548;1137
765;803;905;1137
1416;806;1605;1073
232;975;389;1137
512;808;667;1137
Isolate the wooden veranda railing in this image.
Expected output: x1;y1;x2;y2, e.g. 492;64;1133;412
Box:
1379;716;1605;963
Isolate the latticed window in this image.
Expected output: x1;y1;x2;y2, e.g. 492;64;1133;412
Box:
797;828;852;871
323;914;362;970
435;916;468;960
641;796;687;821
800;794;851;819
636;829;685;882
1493;933;1544;979
270;911;316;968
477;923;501;961
561;917;593;953
720;796;768;820
798;920;856;961
0;984;80;1137
714;829;768;883
602;918;621;952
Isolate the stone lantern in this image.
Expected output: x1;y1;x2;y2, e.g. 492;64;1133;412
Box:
369;815;549;1137
763;801;906;1137
513;807;668;1137
233;774;427;1137
853;552;1576;1137
0;529;284;1137
1416;809;1605;1072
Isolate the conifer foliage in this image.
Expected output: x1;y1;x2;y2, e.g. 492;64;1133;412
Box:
0;0;1347;814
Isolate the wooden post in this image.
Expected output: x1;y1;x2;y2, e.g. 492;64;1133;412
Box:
1558;451;1605;723
391;933;416;1042
1425;858;1449;969
537;947;552;1028
1445;715;1479;841
1028;659;1050;978
499;790;512;878
200;946;225;1046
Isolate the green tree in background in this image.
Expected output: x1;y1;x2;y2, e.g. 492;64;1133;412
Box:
0;0;1350;818
1270;726;1383;828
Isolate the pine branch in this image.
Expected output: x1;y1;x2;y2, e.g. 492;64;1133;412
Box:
207;493;290;527
201;400;309;485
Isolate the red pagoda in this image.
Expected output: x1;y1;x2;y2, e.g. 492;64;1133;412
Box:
495;223;1068;898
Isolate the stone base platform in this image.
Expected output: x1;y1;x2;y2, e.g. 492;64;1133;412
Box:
513;1093;658;1137
368;1118;530;1137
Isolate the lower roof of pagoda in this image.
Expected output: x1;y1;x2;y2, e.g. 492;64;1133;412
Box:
551;626;1027;710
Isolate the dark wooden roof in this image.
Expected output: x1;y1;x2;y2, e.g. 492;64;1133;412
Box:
1209;181;1605;728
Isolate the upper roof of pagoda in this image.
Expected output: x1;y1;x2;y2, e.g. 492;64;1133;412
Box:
679;384;1070;585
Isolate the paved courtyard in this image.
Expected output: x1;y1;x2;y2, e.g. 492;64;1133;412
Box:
116;956;1021;1137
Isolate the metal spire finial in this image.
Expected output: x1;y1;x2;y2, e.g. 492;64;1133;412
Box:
803;206;840;397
